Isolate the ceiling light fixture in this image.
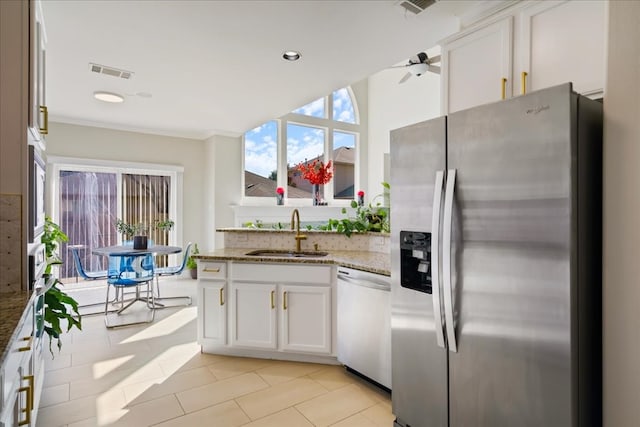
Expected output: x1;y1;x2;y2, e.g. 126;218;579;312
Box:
93;91;124;103
282;50;301;61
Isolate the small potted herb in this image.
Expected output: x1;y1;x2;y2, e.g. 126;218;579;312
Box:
186;243;199;279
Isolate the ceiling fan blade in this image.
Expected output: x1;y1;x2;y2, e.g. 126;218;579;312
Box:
399;72;412;84
427;54;441;64
427;65;441;74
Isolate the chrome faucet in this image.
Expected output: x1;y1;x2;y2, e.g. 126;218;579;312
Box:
290;208;307;252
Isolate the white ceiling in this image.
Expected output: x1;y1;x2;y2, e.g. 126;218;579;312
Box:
42;0;477;140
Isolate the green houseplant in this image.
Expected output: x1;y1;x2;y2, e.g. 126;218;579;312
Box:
320;182;390;237
41;216;82;355
186;243;199;279
116;218;174;248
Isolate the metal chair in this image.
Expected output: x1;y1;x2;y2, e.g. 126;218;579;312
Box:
153;242;193;306
104;253;156;328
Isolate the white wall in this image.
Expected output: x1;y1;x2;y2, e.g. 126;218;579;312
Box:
603;2;640;425
45;122;205;248
204;134;242;250
367;48;442;200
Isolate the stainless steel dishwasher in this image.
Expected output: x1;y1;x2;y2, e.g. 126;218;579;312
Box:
337;266;391;390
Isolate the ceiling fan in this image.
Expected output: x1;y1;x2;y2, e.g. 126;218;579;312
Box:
389;52;441;84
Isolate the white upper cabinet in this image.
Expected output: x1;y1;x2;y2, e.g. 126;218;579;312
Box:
29;0;48;147
442;17;514;114
517;0;606;98
441;0;606;114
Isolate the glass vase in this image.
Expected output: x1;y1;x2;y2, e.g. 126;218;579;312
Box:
312;184;321;206
276;193;284;205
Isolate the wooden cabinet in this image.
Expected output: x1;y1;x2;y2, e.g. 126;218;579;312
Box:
280;285;331;355
230;282;277;349
28;0;48;147
441;0;606;113
197;261;227;347
442;17;513;113
1;298;42;427
197;261;335;360
516;0;605;98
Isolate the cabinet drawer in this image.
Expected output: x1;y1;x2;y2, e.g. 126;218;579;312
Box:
232;263;332;284
2;304;34;407
199;261;227;279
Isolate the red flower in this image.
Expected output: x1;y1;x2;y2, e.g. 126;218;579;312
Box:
357;190;365;197
276;187;285;195
296;159;333;185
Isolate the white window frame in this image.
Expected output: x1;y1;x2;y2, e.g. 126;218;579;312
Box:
241;86;362;207
47;156;184;249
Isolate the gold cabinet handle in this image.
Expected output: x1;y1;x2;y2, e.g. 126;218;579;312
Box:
270;290;275;309
219;287;224;306
24;375;34;411
204;267;220;273
283;291;288;310
40;105;48;135
19;336;33;352
501;78;507;100
18;386;32;426
521;71;528;95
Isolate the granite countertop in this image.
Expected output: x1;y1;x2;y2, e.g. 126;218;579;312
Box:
0;291;36;365
194;248;390;276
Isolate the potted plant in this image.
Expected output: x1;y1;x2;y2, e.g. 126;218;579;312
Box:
116;218;174;249
41;216;82;355
186;243;199;279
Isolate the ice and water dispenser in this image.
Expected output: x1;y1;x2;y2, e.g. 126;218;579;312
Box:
400;231;432;294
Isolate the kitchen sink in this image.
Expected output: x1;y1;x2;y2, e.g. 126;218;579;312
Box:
245;249;329;258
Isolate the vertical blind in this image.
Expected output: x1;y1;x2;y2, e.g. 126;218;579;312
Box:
59;171;171;279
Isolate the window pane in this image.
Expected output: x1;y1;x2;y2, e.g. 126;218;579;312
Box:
292;97;326;118
333;88;356;124
58;170;117;279
287;124;326;199
333;131;356;199
244;121;278;197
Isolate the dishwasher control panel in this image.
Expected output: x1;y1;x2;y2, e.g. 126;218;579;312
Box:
400;230;432;294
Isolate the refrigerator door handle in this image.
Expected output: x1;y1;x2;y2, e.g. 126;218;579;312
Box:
431;170;445;348
443;169;458;352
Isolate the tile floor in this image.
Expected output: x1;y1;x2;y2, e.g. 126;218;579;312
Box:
37;277;393;426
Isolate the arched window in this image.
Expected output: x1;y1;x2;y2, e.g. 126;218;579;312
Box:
243;86;362;205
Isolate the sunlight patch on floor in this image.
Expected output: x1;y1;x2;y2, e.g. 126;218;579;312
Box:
119;306;198;344
92;355;134;380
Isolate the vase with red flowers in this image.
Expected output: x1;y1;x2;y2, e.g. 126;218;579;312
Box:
276;187;285;205
357;190;365;207
297;159;333;205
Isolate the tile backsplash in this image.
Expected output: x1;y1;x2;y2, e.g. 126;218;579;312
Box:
220;228;389;254
0;194;23;292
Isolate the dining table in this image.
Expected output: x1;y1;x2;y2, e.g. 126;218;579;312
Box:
92;244;182;257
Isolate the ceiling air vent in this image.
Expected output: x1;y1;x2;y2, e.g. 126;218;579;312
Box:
398;0;437;14
89;63;134;80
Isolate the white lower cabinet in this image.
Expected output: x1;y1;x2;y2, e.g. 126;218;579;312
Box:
230;282;277;349
198;281;227;347
198;261;335;361
280;285;331;355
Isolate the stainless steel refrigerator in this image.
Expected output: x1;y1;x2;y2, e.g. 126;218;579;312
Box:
390;83;602;427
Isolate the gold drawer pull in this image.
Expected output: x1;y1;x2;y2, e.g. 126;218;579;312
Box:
24;375;34;411
501;78;507;100
204;267;221;273
521;71;528;95
18;386;32;426
270;290;275;309
219;288;224;306
283;291;288;310
40;105;48;135
18;336;33;352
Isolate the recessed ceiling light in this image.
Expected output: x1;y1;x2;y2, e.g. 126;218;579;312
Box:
282;50;301;61
93;91;124;103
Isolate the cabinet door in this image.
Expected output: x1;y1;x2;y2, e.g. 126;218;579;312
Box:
280;285;331;355
231;282;277;349
198;281;227;346
442;17;513;113
28;0;47;144
518;0;605;98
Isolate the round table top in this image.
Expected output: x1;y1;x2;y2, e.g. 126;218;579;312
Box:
92;244;182;257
